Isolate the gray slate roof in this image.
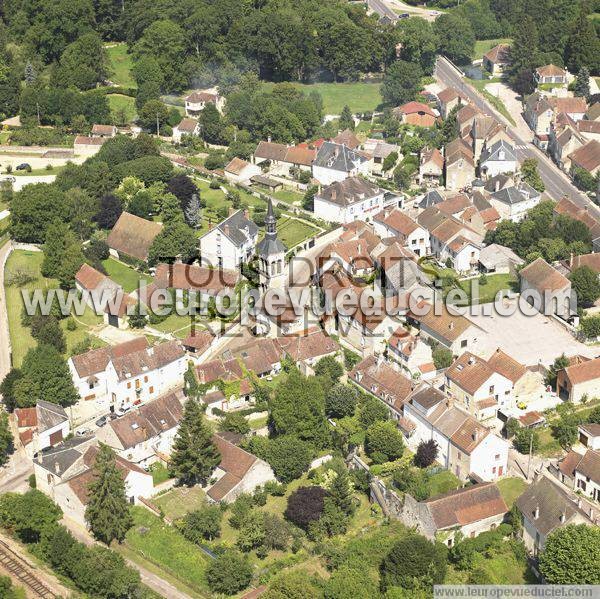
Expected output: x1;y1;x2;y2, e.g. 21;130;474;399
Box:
214;210;258;248
37;436;94;476
317;177;381;207
418;189;445;209
313;142;367;173
480;139;517;164
37;401;69;433
491;182;539;206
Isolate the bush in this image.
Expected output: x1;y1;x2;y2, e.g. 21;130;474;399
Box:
206;550;252;595
180;505;222;542
365;420;404;463
414;439;438;468
205;153;226;171
284;486;328;530
513;428;540;454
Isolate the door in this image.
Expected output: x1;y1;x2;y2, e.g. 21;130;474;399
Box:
498;465;503;476
108;314;119;328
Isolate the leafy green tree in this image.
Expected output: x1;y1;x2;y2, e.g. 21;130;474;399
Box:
380;533;447;591
263;570;321;599
324;566;379;599
338;105;354;131
326;383;358;419
0;369;22;412
434;12;475;65
327;462;354;516
381;60;423;106
205;550;252;595
219;412;250;435
314;355;344;386
546;353;569;388
539;524;600;584
359;396;389;428
95;193;123;229
396;17;438;74
0;490;62;543
85;444;134;544
198;103;223;144
53;32;109;90
508;16;539;95
589;406;600;424
0;413;14;467
574;67;591;99
432;347;453;370
382;151;399;173
42;221;85;288
513;428;540;455
572;167;597;193
14;345;79;408
264;435;314;483
170;398;221;486
393;465;430;501
570;265;600;307
127;304;147;329
181;506;223;542
505;417;520;439
564;7;600;74
520;158;545;193
365;420;405;464
148;220;198;266
31;316;66;354
138;100;169;134
65;187;98;240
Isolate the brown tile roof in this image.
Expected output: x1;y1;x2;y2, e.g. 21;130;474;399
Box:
176;118;198;133
70;337;149;378
104;291;138;318
457;104;483;127
108;391;184;449
423;482;507;529
91;124;116;136
74;136;105;146
520;257;570;292
563;356;600;385
438;88;463;104
153;263;239;295
277;329;338;361
333;129;360;150
587;102;600;121
227;338;282;376
450;414;491;454
225;157;253;175
15;407;37;428
412;302;477;343
579;423;600;437
107;212;162;261
254;140;288;161
536;64;566;78
577;120;600;135
447;352;495;395
568;139;600;173
374;208;421;237
430;218;466;243
447;235;478;253
558;450;583;479
398;101;436;117
283;145;317;166
196;357;244;384
518;410;545;427
437;194;471;216
549;96;588;115
186;91;217;103
484;43;510;65
112;340;185;381
487;348;527;384
182;329;214;352
576;449;600;483
75;263;108;291
420;147;444;170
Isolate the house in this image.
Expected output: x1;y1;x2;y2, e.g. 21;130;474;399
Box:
574;118;600;142
418;188;447;210
479;139;518;179
488;182;541;222
550;96;588;122
535;64;568;85
349;355;414;418
103;291;138;329
483;44;510;76
471;119;510;161
312;142;369;186
91;124;117;138
51;444;153;525
556;356;600;403
223;157;262;184
153;262;240;300
409;302;483;354
282;145;317;172
313;177;385;224
578;423;600;450
418;147;444;186
479;243;524;274
586;102;600;122
401;483;508;546
557;449;600;502
373;208;429;256
206;433;275;503
277;329;339;376
185;90;225;116
96;390;185;467
553;197;600;251
371;141;400;177
446;352;514;421
548;114;586;170
182;329;215;359
385;326;434;378
445;138;476;191
437;88;465;120
75;263;121;313
516;475;598;558
333;129;360;150
253;140;289;167
568;139;600;177
457;104;483;134
107;212;162;263
393;102;437;128
69;338;186;414
403;386;509;481
519;257;574;319
318;238;375;280
15;401;70;457
172;118;199;143
199;209;258;269
524;93;554;140
428;217;482;274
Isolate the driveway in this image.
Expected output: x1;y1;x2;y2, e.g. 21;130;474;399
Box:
485;81;533;141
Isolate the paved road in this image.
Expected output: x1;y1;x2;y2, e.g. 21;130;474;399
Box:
434;56;600;218
367;0;400;21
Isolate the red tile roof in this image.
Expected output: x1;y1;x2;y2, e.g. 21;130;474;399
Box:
106;212;162;262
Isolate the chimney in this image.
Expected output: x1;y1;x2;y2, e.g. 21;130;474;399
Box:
243;209;249;219
54;462;60;475
267;135;272;143
495;179;501;192
37;451;43;464
224;224;230;237
468;356;475;365
534;505;540;519
577;498;582;508
449;322;455;331
559;511;566;523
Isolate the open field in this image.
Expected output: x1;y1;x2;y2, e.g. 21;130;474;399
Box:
272;188;305;206
153;486;207;521
456;273;517;305
101;257;152;293
472;38;512;60
497;477;527;508
263;81;383;114
276;216;319;248
108;94;137;124
105;43;136;88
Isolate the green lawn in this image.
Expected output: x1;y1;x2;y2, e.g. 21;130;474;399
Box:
102;257;152;293
150;312;198;336
536;426;563;457
467;77;517;126
263;81;383;114
456;274;517;305
276;217;319;248
272;188;305;206
125;507;210;592
149;463;172;486
427;469;462;498
153;487;207;521
472;38;512;60
108;94;137;125
105;43;136;88
12;165;65;177
497;477;527;508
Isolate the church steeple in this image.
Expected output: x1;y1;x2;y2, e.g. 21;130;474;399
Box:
265;198;277;237
256;197;286;291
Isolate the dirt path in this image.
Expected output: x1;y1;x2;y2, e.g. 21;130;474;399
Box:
0;240;13;387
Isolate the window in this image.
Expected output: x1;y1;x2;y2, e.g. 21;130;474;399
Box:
489;385;495;394
457;452;462;460
144;376;148;383
495;454;500;460
492;466;496;474
149;386;154;394
461;339;467;348
127;382;131;389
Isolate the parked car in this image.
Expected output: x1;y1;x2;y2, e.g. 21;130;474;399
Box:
115;406;131;417
399;12;410;18
15;163;31;171
95;415;108;427
76;428;92;436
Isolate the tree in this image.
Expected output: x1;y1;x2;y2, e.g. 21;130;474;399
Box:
127;304;147;329
219;412;250;435
0;413;13;467
359;396;389;428
396;17;438;74
393;465;430;501
570;266;600;307
284;486;328;530
264;435;314;483
564;7;600;74
263;570;321;599
365;420;405;464
414;439;438;468
539;525;600;584
338;105;354;131
0;369;23;412
434;13;475;65
95;193;123;229
552;415;580;448
508;16;539;95
432;347;453;370
546;353;569;388
198;103;223;144
53;32;109;90
381;60;423;106
380;533;447;591
167;174;198;212
31;316;66;354
85;444;133;544
314;355;344;386
513;428;539;455
181;506;222;542
14;345;79;408
170;398;221;486
382;151;399;173
505;417;520;439
0;490;62;543
520;159;545;193
327;462;354;516
184;193;201;229
324;566;379;599
148;220;198;266
42;221;85;288
326;383;358;419
205;550;252;595
138;99;169;134
574;67;591;99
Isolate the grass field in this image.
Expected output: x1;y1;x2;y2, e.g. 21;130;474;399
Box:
101;257;152;293
106;43;136;88
154;487;207;521
12;166;65;177
276;216;319;248
125;507;210;593
108;94;137;125
497;477;527;508
272;188;305;206
149;463;172;486
536;426;563;457
427;469;462;497
456;274;517;305
263;81;383;114
472;38;512;60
